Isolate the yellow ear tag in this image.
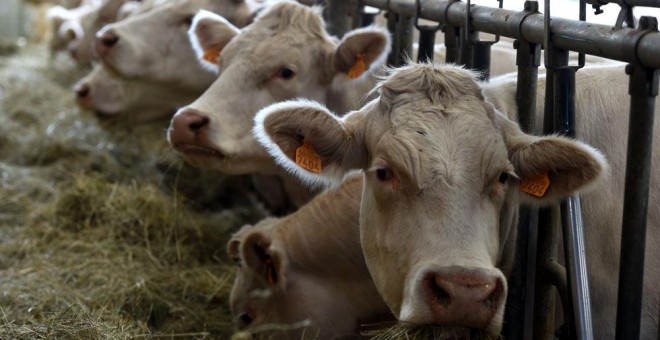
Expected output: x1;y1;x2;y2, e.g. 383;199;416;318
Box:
202;46;221;64
520;171;550;197
347;53;366;80
295;140;322;174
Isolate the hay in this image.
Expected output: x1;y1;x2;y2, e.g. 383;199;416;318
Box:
0;40;268;339
363;323;501;340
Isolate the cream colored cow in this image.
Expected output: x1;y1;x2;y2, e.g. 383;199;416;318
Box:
228;175;392;339
74;0;259;122
254;63;659;338
166;1;390;210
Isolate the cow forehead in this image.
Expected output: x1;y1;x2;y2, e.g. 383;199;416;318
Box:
367;89;507;190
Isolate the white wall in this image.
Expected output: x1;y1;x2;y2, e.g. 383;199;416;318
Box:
0;0;26;39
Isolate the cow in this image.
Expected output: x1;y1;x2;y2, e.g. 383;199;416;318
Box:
94;0;259;86
73;0;260;122
228;175;392;339
73;64;204;123
253;63;659;338
63;0;131;64
166;1;391;210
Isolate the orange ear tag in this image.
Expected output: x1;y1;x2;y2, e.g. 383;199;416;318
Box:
520;171;550;197
202;46;221;64
347;53;366;80
295;141;322;174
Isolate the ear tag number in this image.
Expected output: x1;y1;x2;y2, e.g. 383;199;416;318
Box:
347;53;366;80
295;141;322;174
521;171;550;197
203;46;221;64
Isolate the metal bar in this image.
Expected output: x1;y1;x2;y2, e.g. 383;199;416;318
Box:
586;0;660;7
533;206;560;340
561;195;594;340
393;14;415;66
417;29;437;62
615;49;659;340
324;0;358;38
471;43;492;80
386;11;400;66
442;25;460;63
360;0;660;68
501;26;542;339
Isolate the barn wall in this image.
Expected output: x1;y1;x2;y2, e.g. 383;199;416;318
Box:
0;0;26;39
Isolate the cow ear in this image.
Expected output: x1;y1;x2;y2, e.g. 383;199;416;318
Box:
188;10;240;73
254;100;368;188
241;231;284;287
498;110;608;204
333;26;391;81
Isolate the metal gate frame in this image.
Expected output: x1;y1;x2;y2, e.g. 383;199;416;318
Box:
319;0;658;339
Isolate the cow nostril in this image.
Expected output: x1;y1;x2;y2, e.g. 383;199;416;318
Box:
430;278;451;307
101;34;119;47
76;84;90;98
188;117;210;133
239;313;253;326
482;282;502;310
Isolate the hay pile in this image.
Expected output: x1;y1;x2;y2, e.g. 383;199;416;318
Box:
0;42;267;339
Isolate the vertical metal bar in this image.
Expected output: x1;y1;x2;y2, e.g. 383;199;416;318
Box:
561;195;594;340
615;60;658;340
472;43;492;80
502;36;541;340
414;0;440;63
443;25;460;64
386;11;399;66
323;0;357;38
393;15;414;67
417;29;436;63
533;205;560;340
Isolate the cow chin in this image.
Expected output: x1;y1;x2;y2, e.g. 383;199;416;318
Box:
398;264;507;336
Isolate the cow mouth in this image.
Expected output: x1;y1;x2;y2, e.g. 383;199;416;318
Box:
174;143;225;160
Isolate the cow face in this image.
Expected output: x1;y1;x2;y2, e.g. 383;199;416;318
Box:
74;64;201;123
228;219;361;339
167;1;390;175
254;63;607;334
94;0;252;90
65;0;129;64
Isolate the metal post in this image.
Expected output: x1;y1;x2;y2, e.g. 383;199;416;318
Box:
323;0;358;38
386;10;399;66
442;25;460;64
615;17;659;340
414;0;441;63
393;14;414;66
502;4;541;334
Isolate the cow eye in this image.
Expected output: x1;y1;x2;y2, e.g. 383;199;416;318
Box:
277;67;296;80
498;172;509;184
376;167;393;181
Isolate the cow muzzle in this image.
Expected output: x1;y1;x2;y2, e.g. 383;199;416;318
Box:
401;266;505;334
168;108;225;160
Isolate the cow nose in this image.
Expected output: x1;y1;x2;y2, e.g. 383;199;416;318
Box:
168;108;211;145
95;29;119;57
424;267;504;329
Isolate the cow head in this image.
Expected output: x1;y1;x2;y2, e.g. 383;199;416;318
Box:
74;64;202;123
94;0;255;89
254;63;607;334
167;1;390;175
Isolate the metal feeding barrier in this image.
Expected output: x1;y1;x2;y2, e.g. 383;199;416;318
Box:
316;0;658;339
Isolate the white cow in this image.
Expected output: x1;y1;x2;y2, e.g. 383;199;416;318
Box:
228;175;392;338
74;0;260;122
166;1;392;208
254;63;659;338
